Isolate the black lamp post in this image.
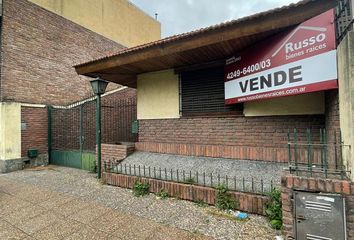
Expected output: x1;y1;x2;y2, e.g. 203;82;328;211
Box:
90;78;108;179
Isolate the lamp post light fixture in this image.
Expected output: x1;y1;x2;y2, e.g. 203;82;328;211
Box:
90;78;108;179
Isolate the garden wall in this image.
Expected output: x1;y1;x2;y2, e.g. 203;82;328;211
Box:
102;172;269;215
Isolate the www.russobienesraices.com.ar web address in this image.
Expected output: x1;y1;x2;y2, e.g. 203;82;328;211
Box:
237;86;306;102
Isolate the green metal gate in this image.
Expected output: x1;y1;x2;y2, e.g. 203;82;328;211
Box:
49;101;96;171
49;94;137;171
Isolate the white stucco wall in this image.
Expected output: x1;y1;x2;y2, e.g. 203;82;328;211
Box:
0;102;21;160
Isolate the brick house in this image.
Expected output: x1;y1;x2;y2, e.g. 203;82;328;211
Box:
0;0;160;172
76;0;354;238
76;0;339;164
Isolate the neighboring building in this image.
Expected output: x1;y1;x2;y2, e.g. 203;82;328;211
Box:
0;0;160;172
28;0;161;47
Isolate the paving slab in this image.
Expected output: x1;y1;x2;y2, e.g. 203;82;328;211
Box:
64;225;112;240
0;196;32;216
88;210;129;234
2;204;46;225
69;204;109;224
0;219;31;239
17;211;61;235
38;193;75;210
112;218;160;240
52;198;92;217
146;225;210;240
32;218;82;240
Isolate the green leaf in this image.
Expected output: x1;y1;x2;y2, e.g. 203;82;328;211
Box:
270;220;282;230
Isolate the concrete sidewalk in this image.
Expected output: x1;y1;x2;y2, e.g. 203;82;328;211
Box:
0;175;209;240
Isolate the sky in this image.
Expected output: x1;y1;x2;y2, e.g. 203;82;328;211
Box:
130;0;299;38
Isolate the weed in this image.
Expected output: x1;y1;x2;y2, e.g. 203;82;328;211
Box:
215;184;238;211
156;189;169;199
132;180;150;197
90;164;97;173
265;188;282;230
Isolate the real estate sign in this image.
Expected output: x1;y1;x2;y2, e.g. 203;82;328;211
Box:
224;10;338;104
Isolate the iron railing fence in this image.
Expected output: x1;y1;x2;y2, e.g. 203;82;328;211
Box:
103;161;277;195
287;128;351;179
336;0;354;43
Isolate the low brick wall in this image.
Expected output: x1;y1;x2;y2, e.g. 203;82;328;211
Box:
135;142;288;162
281;173;354;239
99;143;135;162
102;172;269;215
135;142;331;164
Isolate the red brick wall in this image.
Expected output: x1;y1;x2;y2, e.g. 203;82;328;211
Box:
21;107;48;157
101;88;137;145
103;172;269;215
102;88;136;102
325;89;340;137
0;0;124;105
324;90;341;168
51;88;136;152
137;115;325;162
281;173;353;239
100;143;135;162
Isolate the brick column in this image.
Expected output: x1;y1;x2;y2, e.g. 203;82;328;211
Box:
96;143;135;168
281;173;354;239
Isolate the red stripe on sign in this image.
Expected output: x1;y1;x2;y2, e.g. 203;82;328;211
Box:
225;79;338;104
224;10;336;82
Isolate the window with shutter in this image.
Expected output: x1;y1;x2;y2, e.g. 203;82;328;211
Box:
180;66;243;117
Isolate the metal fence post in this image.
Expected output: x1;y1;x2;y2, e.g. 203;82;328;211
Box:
294;128;298;175
96;94;102;179
47;105;52;164
287;129;291;166
79;104;84;168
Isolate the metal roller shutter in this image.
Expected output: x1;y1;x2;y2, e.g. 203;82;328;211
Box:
180;66;243;116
